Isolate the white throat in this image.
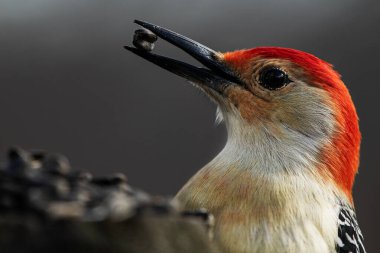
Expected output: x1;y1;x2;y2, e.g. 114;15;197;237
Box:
215;107;332;177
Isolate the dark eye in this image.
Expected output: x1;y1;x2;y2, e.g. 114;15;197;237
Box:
259;68;291;90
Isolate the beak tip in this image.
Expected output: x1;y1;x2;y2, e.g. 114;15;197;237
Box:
124;45;132;51
124;46;141;55
134;19;146;26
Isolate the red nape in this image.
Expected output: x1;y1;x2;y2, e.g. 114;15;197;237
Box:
224;47;361;202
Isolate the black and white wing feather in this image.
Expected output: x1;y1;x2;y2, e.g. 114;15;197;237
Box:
336;204;366;253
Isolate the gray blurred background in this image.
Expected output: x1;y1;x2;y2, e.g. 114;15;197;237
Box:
0;0;378;251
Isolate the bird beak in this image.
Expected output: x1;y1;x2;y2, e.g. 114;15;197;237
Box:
125;20;242;94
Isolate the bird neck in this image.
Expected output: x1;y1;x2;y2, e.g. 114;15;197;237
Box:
176;121;345;253
208;113;352;203
219;115;326;177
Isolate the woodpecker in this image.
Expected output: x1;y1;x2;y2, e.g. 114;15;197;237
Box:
126;20;365;253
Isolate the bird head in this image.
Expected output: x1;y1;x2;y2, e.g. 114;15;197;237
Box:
126;20;361;202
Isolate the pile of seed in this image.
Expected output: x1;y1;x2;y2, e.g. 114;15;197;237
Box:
0;147;218;253
0;147;177;221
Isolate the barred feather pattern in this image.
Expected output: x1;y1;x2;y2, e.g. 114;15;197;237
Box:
336;204;366;253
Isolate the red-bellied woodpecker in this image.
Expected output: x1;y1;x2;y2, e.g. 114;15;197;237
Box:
125;20;365;253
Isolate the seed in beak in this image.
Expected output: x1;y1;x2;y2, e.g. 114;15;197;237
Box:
132;28;158;52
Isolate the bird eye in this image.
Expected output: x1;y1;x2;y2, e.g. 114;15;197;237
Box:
259;68;291;90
